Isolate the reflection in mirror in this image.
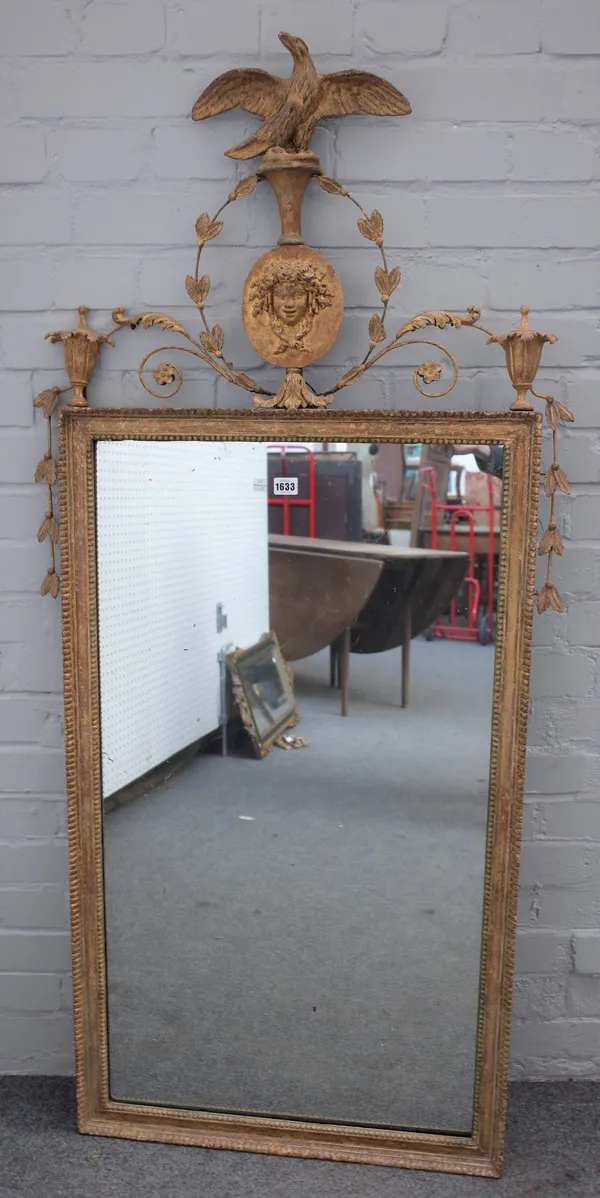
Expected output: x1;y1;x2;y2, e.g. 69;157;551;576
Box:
227;633;298;756
96;438;503;1134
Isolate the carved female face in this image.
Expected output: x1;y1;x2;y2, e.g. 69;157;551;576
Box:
244;245;343;367
272;281;309;327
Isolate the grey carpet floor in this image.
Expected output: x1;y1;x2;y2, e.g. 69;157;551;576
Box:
1;1077;599;1198
103;640;494;1132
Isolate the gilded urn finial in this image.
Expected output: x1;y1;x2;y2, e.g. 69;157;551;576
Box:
45;306;114;407
488;305;557;411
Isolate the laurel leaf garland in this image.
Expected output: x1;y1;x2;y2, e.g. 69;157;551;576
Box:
374;265;401;301
357;210;384;244
35;455;57;485
195;213;223;244
318;177;348;196
537;582;564;614
229;369;260;392
338;363;366;388
195;213;210;240
185;274;211;307
231;175;258;199
555;465;570;495
554;399;575;424
200;325;225;356
368;313;386;347
547;398;575;431
34;387;61;418
539;524;564;557
282;159;570;623
37;513;59;544
41;568;60;599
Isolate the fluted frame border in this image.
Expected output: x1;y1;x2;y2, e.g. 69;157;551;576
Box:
59;406;542;1177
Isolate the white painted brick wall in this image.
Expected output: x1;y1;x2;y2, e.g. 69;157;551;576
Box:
0;0;599;1080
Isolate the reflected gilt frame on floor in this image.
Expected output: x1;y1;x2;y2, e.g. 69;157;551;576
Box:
227;631;298;757
60;406;541;1178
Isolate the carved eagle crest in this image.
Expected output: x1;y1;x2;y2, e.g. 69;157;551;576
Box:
192;31;411;160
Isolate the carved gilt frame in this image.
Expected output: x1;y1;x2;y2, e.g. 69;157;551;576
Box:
227;631;298;758
60;405;541;1177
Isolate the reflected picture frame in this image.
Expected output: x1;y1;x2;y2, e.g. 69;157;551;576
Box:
228;631;298;758
59;406;541;1177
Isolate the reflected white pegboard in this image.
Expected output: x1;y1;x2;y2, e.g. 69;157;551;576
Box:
96;441;269;797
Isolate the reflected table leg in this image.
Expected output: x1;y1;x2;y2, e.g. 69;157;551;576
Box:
401;605;411;709
339;628;350;717
330;642;339;689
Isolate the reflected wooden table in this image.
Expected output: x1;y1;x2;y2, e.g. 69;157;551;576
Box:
269;547;382;664
269;535;469;713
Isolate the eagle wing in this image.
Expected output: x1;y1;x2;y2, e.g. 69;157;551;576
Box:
192;69;288;121
318;70;411;118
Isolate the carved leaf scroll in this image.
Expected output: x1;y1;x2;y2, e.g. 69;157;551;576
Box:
254;370;331;411
397;310;477;338
140;312;187;335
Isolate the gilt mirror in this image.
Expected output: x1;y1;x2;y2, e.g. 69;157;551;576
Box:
59;407;541;1176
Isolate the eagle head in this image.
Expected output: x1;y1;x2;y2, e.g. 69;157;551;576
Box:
278;32;310;58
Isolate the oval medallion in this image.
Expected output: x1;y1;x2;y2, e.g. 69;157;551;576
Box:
242;245;344;368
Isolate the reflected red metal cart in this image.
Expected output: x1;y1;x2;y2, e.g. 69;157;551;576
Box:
420;465;497;645
267;444;316;539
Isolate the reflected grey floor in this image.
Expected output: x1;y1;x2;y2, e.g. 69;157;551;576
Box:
103;640;494;1133
2;1078;599;1198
